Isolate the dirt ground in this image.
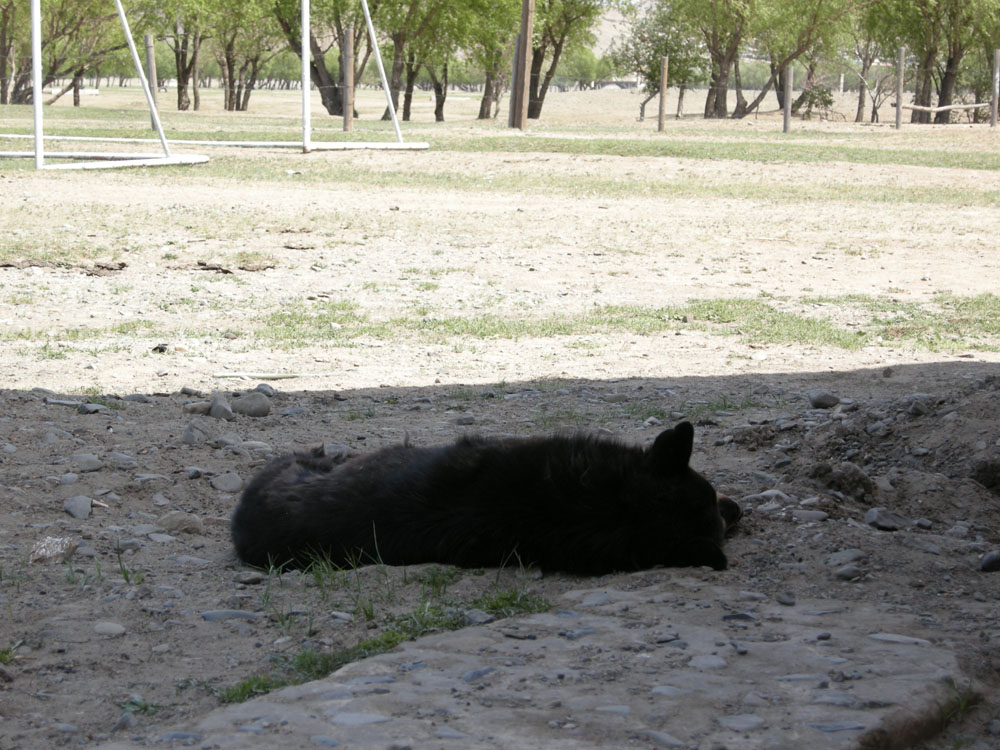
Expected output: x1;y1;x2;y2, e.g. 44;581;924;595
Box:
1;88;999;748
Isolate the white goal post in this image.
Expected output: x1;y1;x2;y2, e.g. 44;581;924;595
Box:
0;0;426;167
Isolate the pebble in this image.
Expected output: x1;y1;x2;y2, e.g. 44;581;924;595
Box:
72;453;103;472
868;633;931;646
792;509;828;523
807;391;839;409
776;592;796;606
254;383;278;397
328;712;391;726
834;564;862;581
107;452;138;470
453;415;475;426
638;729;685;747
200;610;265;622
688;655;727;670
826;549;866;567
717;714;764;731
148;533;176;543
981;551;1000;572
865;508;908;531
63;496;92;520
183;401;211;415
157;511;204;535
93;621;126;637
122;393;152;403
211;473;243;493
232;392;271;417
208;394;235;421
808;720;866;732
182;419;215;446
77;403;108;415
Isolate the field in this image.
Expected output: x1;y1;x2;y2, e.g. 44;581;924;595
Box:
1;86;999;749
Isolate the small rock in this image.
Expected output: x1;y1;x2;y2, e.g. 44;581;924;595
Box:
453;415;475;426
157;511;204;535
63;496;92;520
868;633;931;646
688;654;727;670
464;609;495;626
718;714;764;731
77;403;108;415
185;466;205;479
235;571;265;585
826;548;866;567
776;591;796;606
807;391;839;409
72;453;103;472
865;507;908;531
211;473;243;493
199;610;265;622
181;419;215;446
122;393;152;403
94;621;126;637
232;392;271;417
834;564;862;581
208;394;235;421
792;509;828;523
980;551;1000;572
107;452;138;470
182;401;211;415
254;383;278;397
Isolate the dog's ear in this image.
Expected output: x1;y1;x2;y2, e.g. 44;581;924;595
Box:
648;422;694;474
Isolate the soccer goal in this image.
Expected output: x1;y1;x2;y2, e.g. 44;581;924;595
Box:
0;0;426;168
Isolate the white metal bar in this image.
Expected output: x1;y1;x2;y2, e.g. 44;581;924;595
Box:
301;0;311;152
360;0;402;143
113;0;170;157
31;0;43;168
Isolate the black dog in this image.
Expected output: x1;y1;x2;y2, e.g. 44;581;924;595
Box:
231;422;740;575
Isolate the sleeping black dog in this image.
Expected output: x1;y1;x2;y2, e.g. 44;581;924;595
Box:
231;422;741;575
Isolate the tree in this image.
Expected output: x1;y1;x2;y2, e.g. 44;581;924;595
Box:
375;0;448;120
611;0;706;120
462;0;519;119
273;0;375;117
206;0;282;111
0;0;25;105
528;0;604;118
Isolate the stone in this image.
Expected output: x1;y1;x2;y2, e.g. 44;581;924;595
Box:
776;591;796;606
717;714;764;731
94;621;126;637
826;549;866;567
77;403;108;415
211;473;243;493
208;394;235;421
157;511;204;535
980;551;1000;572
868;633;931;646
254;383;278;397
199;610;265;622
328;712;390;726
232;391;271;417
792;509;828;523
107;452;138;470
638;729;685;747
807;391;839;409
63;496;92;520
181;419;215;446
72;453;103;472
834;564;862;581
689;655;727;670
865;507;908;531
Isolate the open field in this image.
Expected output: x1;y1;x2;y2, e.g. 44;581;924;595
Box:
1;87;999;749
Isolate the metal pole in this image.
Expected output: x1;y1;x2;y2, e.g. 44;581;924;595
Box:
657;56;668;132
144;35;158;131
782;65;792;133
113;0;170;157
342;24;354;132
31;0;43;168
992;48;999;128
895;47;904;130
301;0;311;152
360;0;402;143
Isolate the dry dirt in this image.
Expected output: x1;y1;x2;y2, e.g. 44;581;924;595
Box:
1;89;999;749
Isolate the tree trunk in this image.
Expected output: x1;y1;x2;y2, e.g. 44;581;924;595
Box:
0;3;13;105
192;55;200;110
791;62;816;114
731;57;748;118
382;32;405;121
402;51;419;121
274;12;343;115
676;84;686;118
528;31;569;120
855;65;870;123
911;48;935;124
429;62;447;122
478;69;496;119
934;48;963;124
72;69;83;106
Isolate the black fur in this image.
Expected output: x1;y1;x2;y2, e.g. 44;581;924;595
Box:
231;422;740;575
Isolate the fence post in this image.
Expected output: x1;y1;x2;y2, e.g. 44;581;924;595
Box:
782;64;792;133
144;35;157;131
992;48;999;128
510;0;534;129
895;47;904;130
657;56;669;132
342;24;353;132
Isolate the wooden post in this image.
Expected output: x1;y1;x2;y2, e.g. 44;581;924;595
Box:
895;46;904;130
782;64;792;133
657;56;668;132
144;34;157;130
342;24;354;132
992;48;999;128
511;0;534;129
